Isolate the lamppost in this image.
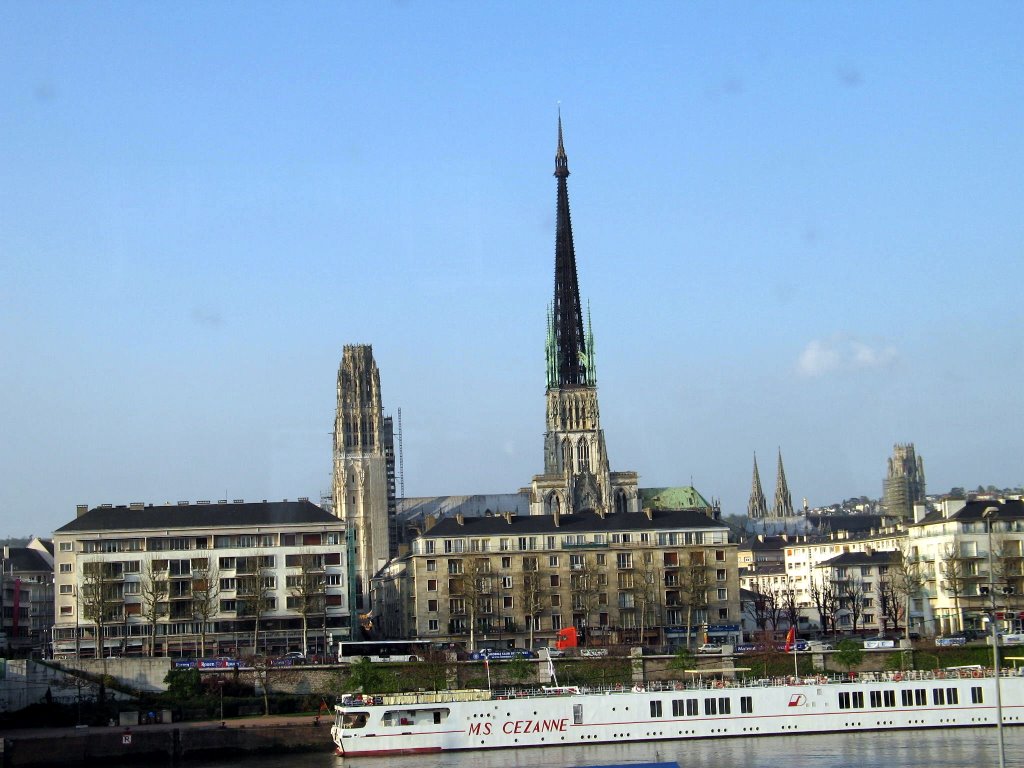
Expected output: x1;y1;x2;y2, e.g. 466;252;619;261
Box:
982;505;1006;768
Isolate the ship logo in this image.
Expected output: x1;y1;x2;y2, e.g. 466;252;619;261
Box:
788;694;806;707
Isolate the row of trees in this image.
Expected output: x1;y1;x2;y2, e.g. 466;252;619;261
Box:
448;549;715;650
76;552;331;657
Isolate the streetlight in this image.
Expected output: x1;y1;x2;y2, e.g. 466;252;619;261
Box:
982;505;1006;768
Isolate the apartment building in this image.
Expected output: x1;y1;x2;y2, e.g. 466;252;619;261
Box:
407;508;740;649
52;500;349;658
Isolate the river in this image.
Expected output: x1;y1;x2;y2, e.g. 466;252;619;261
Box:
171;727;1023;768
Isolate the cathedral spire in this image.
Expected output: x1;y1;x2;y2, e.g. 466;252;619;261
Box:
748;453;768;519
773;448;794;518
548;114;590;389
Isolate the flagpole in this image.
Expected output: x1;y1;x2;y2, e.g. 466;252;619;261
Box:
485;657;491;690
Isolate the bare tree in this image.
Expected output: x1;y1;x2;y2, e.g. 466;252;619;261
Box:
890;544;924;641
519;564;547;650
237;554;274;657
191;557;220;658
781;578;800;633
139;559;168;657
744;580;772;634
808;574;838;636
80;560;118;658
461;557;494;652
877;577;904;632
939;544;968;634
678;548;709;649
839;573;866;634
632;556;661;647
289;552;326;654
569;556;600;645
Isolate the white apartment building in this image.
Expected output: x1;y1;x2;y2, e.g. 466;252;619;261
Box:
52;500;349;658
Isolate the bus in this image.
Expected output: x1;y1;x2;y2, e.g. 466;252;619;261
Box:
337;640;425;663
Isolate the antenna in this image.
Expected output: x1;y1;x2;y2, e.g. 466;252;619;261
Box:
397;407;405;501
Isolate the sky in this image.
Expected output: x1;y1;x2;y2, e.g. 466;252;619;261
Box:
2;3;1023;537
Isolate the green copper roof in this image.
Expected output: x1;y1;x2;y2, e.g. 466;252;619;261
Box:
640;486;712;510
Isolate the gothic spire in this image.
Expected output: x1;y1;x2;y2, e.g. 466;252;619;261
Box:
773;448;794;518
748;453;768;519
548;113;590;389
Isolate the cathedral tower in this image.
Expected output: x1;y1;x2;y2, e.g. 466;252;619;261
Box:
529;116;639;516
747;453;768;519
883;443;926;519
332;345;390;615
772;449;794;518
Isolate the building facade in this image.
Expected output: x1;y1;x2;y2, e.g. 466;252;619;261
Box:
52;500;349;658
1;540;54;656
529;118;640;517
407;508;740;649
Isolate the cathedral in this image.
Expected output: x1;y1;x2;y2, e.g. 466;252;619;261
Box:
528;117;640;517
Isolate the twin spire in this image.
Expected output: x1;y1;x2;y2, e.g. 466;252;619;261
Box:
547;114;596;390
748;450;794;519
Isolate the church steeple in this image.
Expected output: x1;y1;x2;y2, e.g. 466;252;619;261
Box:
547;114;592;389
748;453;768;519
773;448;794;518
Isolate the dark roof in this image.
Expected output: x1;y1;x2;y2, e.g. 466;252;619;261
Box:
818;550;900;567
911;498;1024;527
806;514;886;533
424;509;727;538
55;500;338;534
4;548;52;572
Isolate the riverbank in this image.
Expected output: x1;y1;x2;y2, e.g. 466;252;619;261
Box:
0;713;333;768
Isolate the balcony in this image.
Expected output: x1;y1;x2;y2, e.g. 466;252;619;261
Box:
562;541;607;549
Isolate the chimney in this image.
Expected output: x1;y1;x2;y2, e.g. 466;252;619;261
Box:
76;504;89;518
456;513;465;526
424;514;437;532
941;498;967;519
643;507;653;521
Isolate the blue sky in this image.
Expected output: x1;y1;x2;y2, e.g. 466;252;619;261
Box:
2;3;1022;536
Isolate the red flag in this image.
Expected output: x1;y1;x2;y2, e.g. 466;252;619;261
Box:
784;626;796;653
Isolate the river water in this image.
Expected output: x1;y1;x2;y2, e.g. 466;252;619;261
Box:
172;727;1023;768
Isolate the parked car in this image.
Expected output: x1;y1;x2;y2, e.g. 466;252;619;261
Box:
697;643;721;654
539;646;564;658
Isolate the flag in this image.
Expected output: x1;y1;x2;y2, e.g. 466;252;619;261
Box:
784;626;796;653
483;657;489;670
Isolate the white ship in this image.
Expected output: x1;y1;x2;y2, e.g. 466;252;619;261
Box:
332;668;1024;756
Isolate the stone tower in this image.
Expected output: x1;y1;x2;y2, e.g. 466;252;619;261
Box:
747;453;768;519
333;345;390;615
883;443;926;519
772;449;794;518
529;116;639;516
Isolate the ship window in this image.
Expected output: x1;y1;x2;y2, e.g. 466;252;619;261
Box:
946;688;958;705
718;697;730;714
672;699;684;717
870;691;882;708
740;696;752;714
884;690;895;707
342;712;370;729
704;698;717;715
971;686;983;704
852;691;864;708
932;688;945;706
914;689;926;706
901;689;913;706
687;698;698;716
838;692;850;709
650;700;662;718
573;704;583;725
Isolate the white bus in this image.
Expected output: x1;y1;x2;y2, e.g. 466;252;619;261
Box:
337;640;425;663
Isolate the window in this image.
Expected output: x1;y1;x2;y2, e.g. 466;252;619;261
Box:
870;691;882;708
616;553;633;569
933;688;945;705
501;556;512;569
551;594;561;607
59;584;73;594
428;599;438;612
500;538;510;551
914;689;926;706
650;700;663;717
550;574;560;588
971;686;983;704
596;554;606;566
426;559;437;572
219;556;235;569
123;582;140;595
424;540;435;554
59;563;72;573
428;619;439;632
884;690;895;707
740;696;752;714
901;689;913;706
523;557;538;571
447;559;463;575
502;576;513;589
60;605;73;615
449;598;466;614
718;697;731;714
503;595;514;609
549;555;559;567
716;569;727;581
715;550;725;561
704;698;717;715
220;599;236;612
717;588;728;600
427;579;437;592
59;542;73;552
551;613;561;630
946;688;958;704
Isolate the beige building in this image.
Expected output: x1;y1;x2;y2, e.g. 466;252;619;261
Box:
405;508;739;650
52;500;349;658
